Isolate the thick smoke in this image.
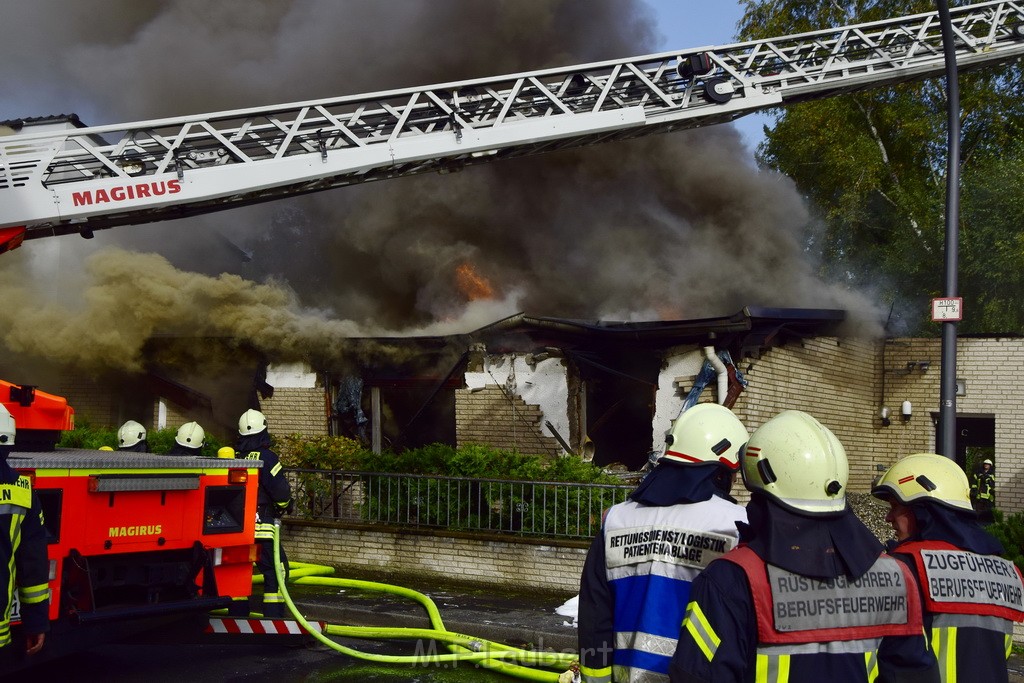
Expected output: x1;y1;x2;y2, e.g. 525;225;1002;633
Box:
0;0;883;382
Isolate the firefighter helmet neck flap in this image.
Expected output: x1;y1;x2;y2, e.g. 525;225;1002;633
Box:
871;453;973;513
117;420;146;448
175;421;205;449
740;410;848;515
660;403;748;470
238;409;268;436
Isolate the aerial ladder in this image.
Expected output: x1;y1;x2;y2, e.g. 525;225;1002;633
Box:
1;1;1023;253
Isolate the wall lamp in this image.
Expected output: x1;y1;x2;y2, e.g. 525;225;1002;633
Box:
901;401;912;422
880;406;891;427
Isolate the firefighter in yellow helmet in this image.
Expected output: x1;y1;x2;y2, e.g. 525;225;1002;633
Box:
0;405;49;662
872;453;1023;682
670;410;938;682
229;409;291;618
578;403;749;682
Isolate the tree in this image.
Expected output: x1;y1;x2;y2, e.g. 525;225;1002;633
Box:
738;0;1024;334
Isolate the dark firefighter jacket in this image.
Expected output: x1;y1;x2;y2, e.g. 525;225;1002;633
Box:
888;503;1022;683
669;495;939;683
237;432;292;533
970;470;995;503
0;457;50;648
578;462;745;683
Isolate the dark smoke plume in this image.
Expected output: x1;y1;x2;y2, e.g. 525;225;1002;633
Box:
0;0;883;380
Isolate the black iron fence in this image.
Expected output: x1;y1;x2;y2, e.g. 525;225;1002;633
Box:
284;469;634;540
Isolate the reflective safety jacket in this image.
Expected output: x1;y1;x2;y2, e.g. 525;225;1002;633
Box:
670;547;937;683
970;472;995;503
241;445;292;541
0;460;50;648
891;540;1024;683
578;496;745;683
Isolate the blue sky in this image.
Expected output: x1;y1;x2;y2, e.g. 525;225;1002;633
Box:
646;0;769;152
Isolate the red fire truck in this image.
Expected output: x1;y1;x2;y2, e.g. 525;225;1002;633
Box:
3;380;259;668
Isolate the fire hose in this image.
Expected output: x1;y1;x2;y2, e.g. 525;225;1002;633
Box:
270;521;581;682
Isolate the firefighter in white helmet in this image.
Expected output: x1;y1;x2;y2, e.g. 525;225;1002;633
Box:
873;453;1023;682
578;402;749;682
671;410;938;683
167;421;205;456
230;408;291;618
969;457;996;524
0;405;49;661
116;420;148;453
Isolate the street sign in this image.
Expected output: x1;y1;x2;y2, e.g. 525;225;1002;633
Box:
931;297;963;322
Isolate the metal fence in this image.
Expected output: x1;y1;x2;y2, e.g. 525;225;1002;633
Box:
284;469;634;540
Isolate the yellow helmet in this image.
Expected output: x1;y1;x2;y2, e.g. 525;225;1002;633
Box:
217;446;236;459
661;403;748;470
99;446;114;451
871;453;973;512
740;410;847;515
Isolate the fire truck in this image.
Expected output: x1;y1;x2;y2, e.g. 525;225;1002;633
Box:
0;0;1021;667
3;380;259;668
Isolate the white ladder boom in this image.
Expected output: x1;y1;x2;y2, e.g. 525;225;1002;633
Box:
2;1;1022;241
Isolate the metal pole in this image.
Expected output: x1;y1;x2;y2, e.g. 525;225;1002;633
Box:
936;0;960;457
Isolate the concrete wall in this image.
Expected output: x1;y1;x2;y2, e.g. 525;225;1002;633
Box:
285;520;588;593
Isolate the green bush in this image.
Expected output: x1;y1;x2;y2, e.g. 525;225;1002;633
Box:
987;509;1024;573
58;424;222;458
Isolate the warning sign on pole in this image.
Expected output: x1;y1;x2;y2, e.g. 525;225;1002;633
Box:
931;297;963;322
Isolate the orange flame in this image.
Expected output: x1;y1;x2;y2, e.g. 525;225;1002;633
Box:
455;262;495;301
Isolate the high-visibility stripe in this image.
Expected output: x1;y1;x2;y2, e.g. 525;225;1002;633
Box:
579;664;612;683
683;601;719;662
18;582;49;605
1006;633;1013;660
755;653;790;683
865;648;879;682
931;626;957;683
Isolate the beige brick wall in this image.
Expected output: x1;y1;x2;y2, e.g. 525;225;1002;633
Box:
261;386;329;436
731;337;884;494
455;385;562;458
58;376;123;427
285;520;588;593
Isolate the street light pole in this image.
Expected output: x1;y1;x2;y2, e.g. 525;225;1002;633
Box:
936;0;960;458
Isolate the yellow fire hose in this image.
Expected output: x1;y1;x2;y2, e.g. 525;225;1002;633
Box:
269;521;580;682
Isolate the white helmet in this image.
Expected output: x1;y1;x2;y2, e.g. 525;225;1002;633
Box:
175;421;205;448
238;409;267;436
117;420;147;448
740;410;847;515
872;453;973;513
0;404;14;446
661;403;748;471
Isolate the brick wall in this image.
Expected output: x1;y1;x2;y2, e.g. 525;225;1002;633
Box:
261;386;329;436
58;376;123;427
455;385;562;458
285;520;588;593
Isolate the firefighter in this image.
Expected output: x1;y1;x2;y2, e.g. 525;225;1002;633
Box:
578;403;749;682
0;405;49;661
232;408;292;618
969;458;996;524
116;419;148;452
872;453;1023;682
669;410;938;683
167;421;205;456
